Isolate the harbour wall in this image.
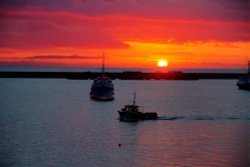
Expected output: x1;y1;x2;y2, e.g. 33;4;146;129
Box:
0;71;246;80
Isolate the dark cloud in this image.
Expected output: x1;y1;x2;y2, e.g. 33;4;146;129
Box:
215;0;249;11
0;61;57;67
0;61;88;67
26;55;101;59
75;0;88;4
102;0;117;3
0;0;72;10
1;0;249;21
0;54;101;67
214;0;249;21
79;0;249;22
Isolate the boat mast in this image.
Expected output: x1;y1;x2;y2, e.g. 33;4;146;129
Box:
133;92;136;105
102;53;105;73
248;61;250;74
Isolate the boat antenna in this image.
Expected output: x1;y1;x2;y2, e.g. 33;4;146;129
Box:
102;53;105;73
133;92;136;105
248;61;250;74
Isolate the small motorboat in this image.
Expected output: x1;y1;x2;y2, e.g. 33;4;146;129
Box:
236;61;250;91
237;76;250;90
117;93;158;121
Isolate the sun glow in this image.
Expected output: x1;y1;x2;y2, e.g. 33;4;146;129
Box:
157;60;168;67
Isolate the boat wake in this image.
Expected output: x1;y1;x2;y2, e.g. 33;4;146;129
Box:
157;115;249;121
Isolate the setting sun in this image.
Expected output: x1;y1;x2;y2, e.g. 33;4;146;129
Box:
157;60;168;67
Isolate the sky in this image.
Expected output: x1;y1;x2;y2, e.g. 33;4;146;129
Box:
0;0;249;69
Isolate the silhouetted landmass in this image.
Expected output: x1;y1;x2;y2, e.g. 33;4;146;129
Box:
0;71;246;80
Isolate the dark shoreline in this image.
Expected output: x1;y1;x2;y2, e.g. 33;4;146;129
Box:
0;71;246;80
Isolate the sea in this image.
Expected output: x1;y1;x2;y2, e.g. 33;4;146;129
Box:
0;67;249;167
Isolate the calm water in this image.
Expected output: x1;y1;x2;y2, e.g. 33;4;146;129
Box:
0;79;249;167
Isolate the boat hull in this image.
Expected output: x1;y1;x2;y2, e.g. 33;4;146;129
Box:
90;78;114;101
118;111;158;121
90;87;114;101
237;76;250;90
237;83;250;90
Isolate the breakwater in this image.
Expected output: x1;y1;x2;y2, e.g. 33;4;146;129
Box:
0;71;246;80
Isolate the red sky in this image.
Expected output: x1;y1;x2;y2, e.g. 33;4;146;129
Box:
0;0;249;69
